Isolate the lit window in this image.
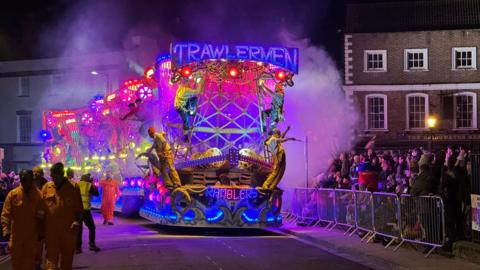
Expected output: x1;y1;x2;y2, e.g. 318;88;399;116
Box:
365;94;387;130
404;49;428;71
452;47;477;70
364;50;387;72
454;92;477;129
406;94;428;129
16;110;32;143
18;77;30;97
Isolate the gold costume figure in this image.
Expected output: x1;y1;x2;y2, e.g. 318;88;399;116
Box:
146;127;181;188
262;126;295;189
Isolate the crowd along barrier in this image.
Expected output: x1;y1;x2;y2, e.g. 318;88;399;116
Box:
372;192;401;248
286;188;445;257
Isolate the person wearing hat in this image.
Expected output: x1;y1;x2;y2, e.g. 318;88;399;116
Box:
42;162;83;270
146;127;181;188
76;174;100;253
1;170;44;270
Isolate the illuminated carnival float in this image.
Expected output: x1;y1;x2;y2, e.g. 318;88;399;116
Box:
40;42;298;228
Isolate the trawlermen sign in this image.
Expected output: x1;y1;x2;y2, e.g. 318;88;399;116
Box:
170;42;299;73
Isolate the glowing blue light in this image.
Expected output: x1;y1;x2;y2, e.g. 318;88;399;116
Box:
266;212;276;223
169;213;177;221
206;208;224;222
39;130;52;141
242;209;259;223
183;209;196;221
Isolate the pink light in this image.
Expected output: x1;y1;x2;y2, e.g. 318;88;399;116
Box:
81;113;93;125
137;179;143;186
165;196;170;204
123;180;128;186
149;193;154;201
130;180;135;186
156;194;161;202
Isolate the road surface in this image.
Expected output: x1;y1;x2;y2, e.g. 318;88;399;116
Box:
0;211;371;270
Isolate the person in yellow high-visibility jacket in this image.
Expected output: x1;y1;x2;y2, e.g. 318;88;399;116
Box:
1;169;45;270
42;162;83;270
76;173;100;253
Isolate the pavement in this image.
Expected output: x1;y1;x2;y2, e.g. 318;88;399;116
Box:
0;211;372;270
274;225;480;270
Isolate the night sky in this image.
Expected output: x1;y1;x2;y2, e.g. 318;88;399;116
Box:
0;0;348;66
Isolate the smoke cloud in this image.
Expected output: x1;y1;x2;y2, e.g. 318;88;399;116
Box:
34;1;358;189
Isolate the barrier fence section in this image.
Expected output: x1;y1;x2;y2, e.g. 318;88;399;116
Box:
353;191;374;240
286;188;445;257
315;188;335;229
395;195;445;256
332;189;355;232
372;192;401;248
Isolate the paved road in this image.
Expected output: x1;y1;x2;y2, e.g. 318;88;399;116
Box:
0;211;371;270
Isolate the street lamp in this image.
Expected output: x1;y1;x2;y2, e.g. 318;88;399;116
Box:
90;70;111;94
427;116;438;152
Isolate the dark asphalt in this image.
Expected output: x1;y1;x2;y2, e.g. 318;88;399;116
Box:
0;211;372;270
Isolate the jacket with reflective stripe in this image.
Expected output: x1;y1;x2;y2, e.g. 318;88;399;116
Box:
77;181;92;210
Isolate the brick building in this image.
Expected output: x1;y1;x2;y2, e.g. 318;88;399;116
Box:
344;0;480;149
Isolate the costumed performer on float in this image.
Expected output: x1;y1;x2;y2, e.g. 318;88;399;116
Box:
145;127;181;188
120;98;154;138
257;74;286;132
262;126;297;189
174;70;206;141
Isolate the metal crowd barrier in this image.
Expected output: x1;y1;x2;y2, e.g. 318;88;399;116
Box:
372;192;401;248
315;188;335;229
288;188;445;257
331;189;355;233
352;190;374;241
395;194;445;256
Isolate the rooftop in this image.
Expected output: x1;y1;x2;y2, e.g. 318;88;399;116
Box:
346;0;480;33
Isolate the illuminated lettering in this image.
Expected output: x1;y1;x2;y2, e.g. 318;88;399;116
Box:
171;42;299;73
187;44;201;62
235;45;248;59
200;44;211;59
205;188;258;201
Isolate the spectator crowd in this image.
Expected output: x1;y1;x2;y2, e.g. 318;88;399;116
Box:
312;145;472;251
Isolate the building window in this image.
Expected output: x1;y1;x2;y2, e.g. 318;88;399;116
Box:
406;93;428;129
454;92;477;129
49;74;64;96
16;110;32;143
404;49;428;71
18;77;30;97
365;94;387;130
452;47;477;70
364;50;387;72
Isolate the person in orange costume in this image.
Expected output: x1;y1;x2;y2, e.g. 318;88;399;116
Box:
99;171;119;225
42;162;83;270
1;170;45;270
